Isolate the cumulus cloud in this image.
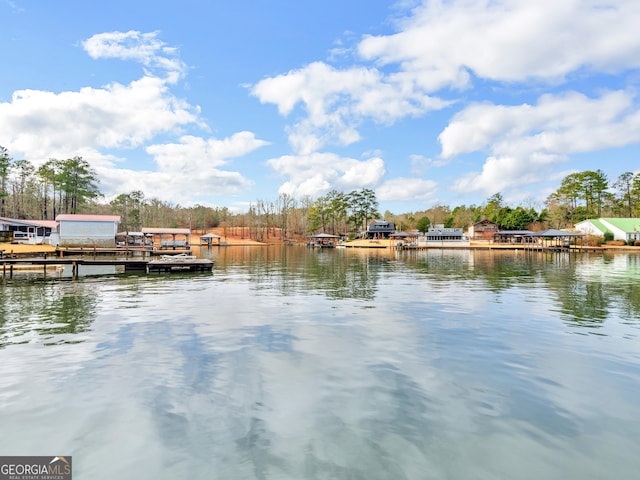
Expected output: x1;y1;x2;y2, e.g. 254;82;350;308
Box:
377;177;438;202
359;0;640;84
102;130;269;204
146;132;270;172
0;77;199;160
252;61;448;154
445;90;640;195
82;30;186;82
267;152;387;198
96;132;269;204
440;91;640;158
409;154;450;175
99;166;253;206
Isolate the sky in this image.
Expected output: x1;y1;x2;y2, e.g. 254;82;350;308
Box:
1;0;639;214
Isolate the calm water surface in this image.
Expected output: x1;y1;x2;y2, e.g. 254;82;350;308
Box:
1;247;639;479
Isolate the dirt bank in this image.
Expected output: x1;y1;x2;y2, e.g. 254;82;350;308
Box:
0;243;56;255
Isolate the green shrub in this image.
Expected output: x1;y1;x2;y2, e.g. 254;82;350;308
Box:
603;231;614;242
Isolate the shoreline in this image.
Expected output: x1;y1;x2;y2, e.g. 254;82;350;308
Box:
2;239;639;257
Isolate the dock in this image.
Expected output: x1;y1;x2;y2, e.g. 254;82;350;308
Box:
1;256;213;279
146;257;214;274
54;247;192;257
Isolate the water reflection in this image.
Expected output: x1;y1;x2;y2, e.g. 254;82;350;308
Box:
0;281;98;347
3;248;638;346
201;246;389;300
0;248;639;478
200;247;640;333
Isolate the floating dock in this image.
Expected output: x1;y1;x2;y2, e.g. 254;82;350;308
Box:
146;257;213;273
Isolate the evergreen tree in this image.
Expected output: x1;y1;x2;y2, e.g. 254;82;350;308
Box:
0;146;12;218
58;157;101;214
348;188;379;232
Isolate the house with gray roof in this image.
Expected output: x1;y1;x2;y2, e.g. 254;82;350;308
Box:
364;220;395;239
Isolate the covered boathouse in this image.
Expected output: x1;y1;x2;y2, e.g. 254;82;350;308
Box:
53;214;121;247
493;229;585;248
307;233;339;248
142;227;192;249
200;233;222;246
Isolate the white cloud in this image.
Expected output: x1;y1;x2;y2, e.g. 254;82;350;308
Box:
98;132;269;204
146;132;269;172
267;152;387;198
444;90;640;195
82;31;186;82
441;91;640;158
99;166;253;206
409;154;449;175
377;177;438;202
338;156;387;189
252;61;447;154
358;0;640;84
453;153;560;195
0;76;200;160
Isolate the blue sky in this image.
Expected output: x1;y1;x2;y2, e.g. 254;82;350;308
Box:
1;0;639;214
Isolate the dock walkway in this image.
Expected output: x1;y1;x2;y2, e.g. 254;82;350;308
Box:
1;256;213;279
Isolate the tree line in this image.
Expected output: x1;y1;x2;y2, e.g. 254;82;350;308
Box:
1;146;100;219
1;146;639;239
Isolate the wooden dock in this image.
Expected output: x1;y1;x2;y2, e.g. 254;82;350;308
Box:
146;258;213;273
55;247;192;257
1;257;213;279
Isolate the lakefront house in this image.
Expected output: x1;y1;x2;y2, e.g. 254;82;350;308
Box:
575;218;640;243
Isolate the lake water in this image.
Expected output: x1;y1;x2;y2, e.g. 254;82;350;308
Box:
1;247;639;479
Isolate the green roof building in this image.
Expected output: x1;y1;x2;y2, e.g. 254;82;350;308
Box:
575;218;640;242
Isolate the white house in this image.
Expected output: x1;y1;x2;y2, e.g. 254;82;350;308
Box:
0;216;58;244
53;214;121;247
575;218;640;243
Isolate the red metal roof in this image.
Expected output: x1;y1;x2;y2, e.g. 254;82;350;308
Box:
56;214;121;222
0;217;58;228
